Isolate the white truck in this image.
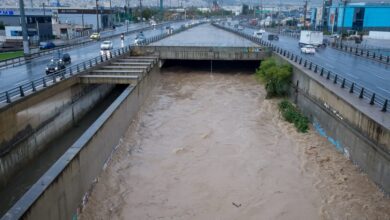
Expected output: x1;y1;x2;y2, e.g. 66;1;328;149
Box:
299;30;325;48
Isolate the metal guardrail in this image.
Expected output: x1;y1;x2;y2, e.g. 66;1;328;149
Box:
0;21;204;106
329;43;390;65
212;23;389;113
276;31;390;65
0;45;131;105
0;21;175;69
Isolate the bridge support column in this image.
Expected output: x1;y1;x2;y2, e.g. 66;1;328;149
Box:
158;59;165;68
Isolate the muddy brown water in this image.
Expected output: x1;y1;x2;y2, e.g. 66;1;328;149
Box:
80;61;390;220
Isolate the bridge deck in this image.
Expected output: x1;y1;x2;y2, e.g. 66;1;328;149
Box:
151;23;258;47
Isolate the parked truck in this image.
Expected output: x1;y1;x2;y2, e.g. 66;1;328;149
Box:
299;30;325;47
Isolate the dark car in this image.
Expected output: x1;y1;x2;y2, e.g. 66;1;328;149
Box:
134;32;146;45
268;34;279;41
45;58;66;74
40;42;56;50
60;53;71;64
51;53;71;64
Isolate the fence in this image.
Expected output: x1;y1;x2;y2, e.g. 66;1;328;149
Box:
212;23;389;113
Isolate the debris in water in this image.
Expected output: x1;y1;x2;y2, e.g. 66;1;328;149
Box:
232;202;241;208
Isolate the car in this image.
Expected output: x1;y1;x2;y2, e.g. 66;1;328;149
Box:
301;45;316;54
90;32;100;40
134;32;146;45
150;20;157;27
268;34;279;41
45;58;66;74
237;26;244;31
330;34;340;39
100;41;113;50
253;29;265;38
51;53;71;64
39;42;56;50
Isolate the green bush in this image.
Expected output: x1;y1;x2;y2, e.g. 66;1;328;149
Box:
256;58;292;98
278;100;309;133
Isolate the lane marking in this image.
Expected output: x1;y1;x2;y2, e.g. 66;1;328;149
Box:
14;79;29;87
378;87;390;94
344;73;359;80
372;73;386;80
325;63;334;69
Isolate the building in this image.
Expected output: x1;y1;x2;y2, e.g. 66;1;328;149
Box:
0;8;53;41
52;8;115;32
327;2;390;32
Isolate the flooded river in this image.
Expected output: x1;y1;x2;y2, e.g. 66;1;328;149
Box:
80;61;390;220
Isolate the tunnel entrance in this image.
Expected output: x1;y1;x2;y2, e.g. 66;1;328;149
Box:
161;60;261;74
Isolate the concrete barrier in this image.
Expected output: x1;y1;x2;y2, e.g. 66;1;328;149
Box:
273;54;390;192
0;76;115;188
1;63;160;220
133;45;271;61
0;51;133;188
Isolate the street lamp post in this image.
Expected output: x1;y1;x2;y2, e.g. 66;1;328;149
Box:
95;0;100;32
19;0;30;55
340;0;348;45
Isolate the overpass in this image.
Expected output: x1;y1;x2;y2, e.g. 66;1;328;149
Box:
0;22;389;220
133;46;270;61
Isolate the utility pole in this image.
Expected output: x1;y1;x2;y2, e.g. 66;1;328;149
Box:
340;0;348;44
278;0;281;33
109;0;113;26
42;3;46;16
303;0;308;30
95;0;100;32
19;0;30;55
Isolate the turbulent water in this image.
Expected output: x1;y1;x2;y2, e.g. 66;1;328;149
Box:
80;64;390;220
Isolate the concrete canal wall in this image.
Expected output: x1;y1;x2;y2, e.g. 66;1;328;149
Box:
0;76;114;188
273;54;390;193
2;63;160;220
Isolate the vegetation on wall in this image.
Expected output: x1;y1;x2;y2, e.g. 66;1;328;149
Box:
255;57;292;98
255;57;309;132
278;100;309;133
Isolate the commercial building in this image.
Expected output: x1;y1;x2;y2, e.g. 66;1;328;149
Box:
327;2;390;32
52;8;115;32
0;8;53;41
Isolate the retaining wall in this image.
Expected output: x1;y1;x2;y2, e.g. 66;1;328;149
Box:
274;54;390;192
2;63;160;220
0;77;114;188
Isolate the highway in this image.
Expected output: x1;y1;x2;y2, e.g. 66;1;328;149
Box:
0;21;187;92
238;26;390;99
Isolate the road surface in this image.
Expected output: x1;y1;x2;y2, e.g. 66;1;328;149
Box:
240;26;390;99
0;21;186;92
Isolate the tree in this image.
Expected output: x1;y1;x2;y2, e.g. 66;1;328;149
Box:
256;58;293;98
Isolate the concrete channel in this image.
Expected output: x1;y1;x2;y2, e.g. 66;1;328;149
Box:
0;33;389;218
0;54;160;219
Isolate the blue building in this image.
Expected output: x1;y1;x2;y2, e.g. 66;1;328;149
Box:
328;2;390;32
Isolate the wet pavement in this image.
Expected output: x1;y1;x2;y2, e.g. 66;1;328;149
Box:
240;26;390;99
0;21;186;93
79;63;390;220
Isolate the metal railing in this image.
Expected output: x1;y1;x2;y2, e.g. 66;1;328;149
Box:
329;43;390;64
0;45;131;105
0;21;175;69
275;31;390;65
0;21;204;105
212;23;389;113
